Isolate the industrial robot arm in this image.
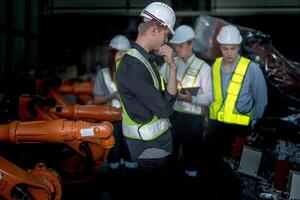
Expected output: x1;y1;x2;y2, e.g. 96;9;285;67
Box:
57;81;94;104
19;95;122;122
0;156;62;200
0;119;115;169
48;89;122;122
48;90;122;122
57;82;93;96
33;80;122;121
49;104;122;122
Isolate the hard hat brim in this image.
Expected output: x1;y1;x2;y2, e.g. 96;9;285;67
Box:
169;37;194;44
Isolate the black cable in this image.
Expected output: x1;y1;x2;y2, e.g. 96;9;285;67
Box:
137;124;145;141
13;185;35;200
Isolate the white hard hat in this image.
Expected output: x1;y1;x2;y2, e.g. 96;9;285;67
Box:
140;2;176;34
109;35;131;51
216;25;242;45
169;25;195;44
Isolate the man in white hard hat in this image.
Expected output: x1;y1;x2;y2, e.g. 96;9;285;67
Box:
115;2;177;197
201;24;268;200
160;24;212;178
93;34;138;177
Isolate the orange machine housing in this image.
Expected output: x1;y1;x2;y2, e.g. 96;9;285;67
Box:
0;156;62;200
0;119;115;168
19;95;122;122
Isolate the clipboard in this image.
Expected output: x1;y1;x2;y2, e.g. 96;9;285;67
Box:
180;87;200;96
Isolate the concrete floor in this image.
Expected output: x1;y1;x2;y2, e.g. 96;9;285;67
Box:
61;161;243;200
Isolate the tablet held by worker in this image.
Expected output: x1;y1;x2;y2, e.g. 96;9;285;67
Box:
180;87;200;96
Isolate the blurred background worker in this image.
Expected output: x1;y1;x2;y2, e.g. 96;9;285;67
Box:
160;25;212;178
201;24;268;200
93;34;137;175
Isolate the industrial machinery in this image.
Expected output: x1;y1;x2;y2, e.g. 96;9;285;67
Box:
0;118;114;168
30;79;122;122
19;95;122;122
0;156;62;200
35;78;94;105
0;119;115;198
56;80;94;104
57;80;93;96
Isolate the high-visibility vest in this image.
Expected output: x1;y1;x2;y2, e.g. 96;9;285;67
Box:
100;68;121;108
209;56;253;126
116;48;169;141
171;56;204;115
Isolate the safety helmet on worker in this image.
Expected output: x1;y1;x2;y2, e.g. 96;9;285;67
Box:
216;25;242;45
109;35;131;51
140;2;176;34
169;25;195;44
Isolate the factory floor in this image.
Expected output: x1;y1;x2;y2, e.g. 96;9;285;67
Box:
61;160;242;200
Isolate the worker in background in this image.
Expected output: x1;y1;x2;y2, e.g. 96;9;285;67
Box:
160;25;212;178
116;2;177;199
93;35;137;176
201;24;268;200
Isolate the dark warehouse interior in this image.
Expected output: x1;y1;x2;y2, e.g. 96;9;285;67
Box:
0;0;300;200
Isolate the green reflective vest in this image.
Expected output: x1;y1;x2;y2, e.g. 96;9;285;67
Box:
209;56;253;126
171;56;204;115
116;48;169;141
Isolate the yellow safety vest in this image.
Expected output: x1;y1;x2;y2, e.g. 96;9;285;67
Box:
116;48;169;141
171;56;204;115
209;56;253;126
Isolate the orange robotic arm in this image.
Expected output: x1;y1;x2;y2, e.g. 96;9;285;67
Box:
57;81;94;104
36;79;94;105
0;119;115;168
19;95;122;122
49;104;122;122
0;156;62;200
57;82;93;96
48;90;122;122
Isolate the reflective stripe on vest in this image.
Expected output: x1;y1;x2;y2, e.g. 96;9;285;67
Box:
173;57;204;115
101;68;121;108
119;48;169;140
209;56;253;126
122;117;170;141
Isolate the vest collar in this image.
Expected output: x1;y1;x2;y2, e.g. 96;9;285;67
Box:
132;42;151;61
